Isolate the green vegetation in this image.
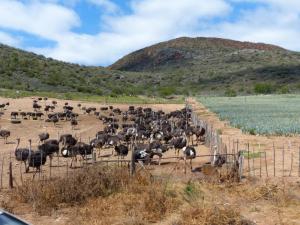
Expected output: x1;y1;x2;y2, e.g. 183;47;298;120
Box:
254;83;274;94
199;95;300;135
0;88;184;104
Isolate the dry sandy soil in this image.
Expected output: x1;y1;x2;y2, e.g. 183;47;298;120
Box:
0;97;299;225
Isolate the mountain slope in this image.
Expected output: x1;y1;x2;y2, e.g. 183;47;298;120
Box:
109;37;300;94
110;37;287;71
1;37;300;97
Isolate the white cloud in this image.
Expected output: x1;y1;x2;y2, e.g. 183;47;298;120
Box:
0;31;21;46
33;0;231;65
0;0;80;40
1;0;300;66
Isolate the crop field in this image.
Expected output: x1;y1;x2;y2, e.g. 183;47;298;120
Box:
199;95;300;135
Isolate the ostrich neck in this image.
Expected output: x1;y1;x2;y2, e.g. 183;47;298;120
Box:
15;139;20;151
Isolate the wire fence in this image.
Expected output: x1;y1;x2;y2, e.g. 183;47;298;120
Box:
190;103;300;179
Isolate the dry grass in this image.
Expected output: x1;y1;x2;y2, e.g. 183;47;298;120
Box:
12;165;132;215
3;164;299;225
176;203;249;225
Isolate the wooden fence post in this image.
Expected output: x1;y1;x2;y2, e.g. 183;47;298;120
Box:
264;152;269;177
273;143;276;177
238;154;244;180
289;153;293;177
9;162;13;189
0;156;4;189
130;145;135;176
247;143;250;176
282;145;285;177
298;147;300;177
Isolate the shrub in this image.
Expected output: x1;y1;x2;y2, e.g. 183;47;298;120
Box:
225;88;237;97
254;83;274;94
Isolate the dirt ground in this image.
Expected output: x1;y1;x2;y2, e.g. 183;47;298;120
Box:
0;97;299;225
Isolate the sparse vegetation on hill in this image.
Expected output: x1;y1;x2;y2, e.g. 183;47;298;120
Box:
1;37;300;97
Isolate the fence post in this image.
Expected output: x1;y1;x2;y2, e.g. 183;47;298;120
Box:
238;154;244;180
273;143;276;177
247;143;250;176
299;147;300;177
0;156;4;189
264;152;269;177
130;146;135;176
282;145;285;177
289;153;293;177
9;161;13;189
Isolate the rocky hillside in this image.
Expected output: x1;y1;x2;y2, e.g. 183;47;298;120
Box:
109;37;300;95
110;37;286;71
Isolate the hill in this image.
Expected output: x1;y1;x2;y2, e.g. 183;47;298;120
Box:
110;37;300;95
1;37;300;97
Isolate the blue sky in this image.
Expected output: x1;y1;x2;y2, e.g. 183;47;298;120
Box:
0;0;300;66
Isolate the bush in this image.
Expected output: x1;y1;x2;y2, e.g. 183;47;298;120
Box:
254;83;274;94
225;88;237;97
158;86;176;97
278;86;289;94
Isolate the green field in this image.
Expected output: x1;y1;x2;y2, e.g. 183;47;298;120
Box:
0;89;184;104
199;95;300;135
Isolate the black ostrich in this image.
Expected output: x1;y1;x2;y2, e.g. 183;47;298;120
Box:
0;128;10;144
24;139;47;173
38;142;59;167
59;134;77;147
39;132;49;143
90;138;105;157
61;142;93;167
14;138;32;172
133;144;151;166
114;144;129;158
27;151;47;173
170;135;187;156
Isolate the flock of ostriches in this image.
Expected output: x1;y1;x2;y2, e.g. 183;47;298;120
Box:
0;97;223;174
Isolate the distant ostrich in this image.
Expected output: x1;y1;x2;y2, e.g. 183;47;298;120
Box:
0;128;11;144
71;119;78;130
39;132;49;143
14;138;32;172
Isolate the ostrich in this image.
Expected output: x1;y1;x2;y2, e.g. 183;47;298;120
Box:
38;132;49;143
38;142;59;167
194;127;206;144
133;144;151;167
90;138;105;157
148;141;169;165
0;128;11;144
14;138;32;172
61;142;93;168
114;144;129;159
59;134;77;147
182;146;196;171
170;134;187;156
71;119;78;130
26;139;47;173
